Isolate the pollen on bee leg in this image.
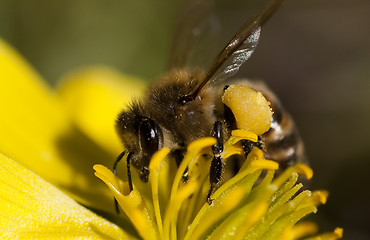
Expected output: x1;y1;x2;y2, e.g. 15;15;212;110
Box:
222;85;272;136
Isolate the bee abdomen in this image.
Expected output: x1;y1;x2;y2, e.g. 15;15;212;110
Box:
261;102;305;169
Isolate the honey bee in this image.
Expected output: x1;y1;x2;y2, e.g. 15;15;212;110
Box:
114;0;306;208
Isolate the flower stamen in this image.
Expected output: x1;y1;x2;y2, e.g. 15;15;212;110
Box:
94;130;342;240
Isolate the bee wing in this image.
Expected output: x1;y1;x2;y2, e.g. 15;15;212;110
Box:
187;0;286;99
168;0;220;69
207;26;261;86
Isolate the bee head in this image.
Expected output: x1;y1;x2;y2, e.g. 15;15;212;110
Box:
116;109;163;182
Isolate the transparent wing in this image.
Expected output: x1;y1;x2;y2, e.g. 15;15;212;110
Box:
209;26;261;85
168;0;220;70
185;0;286;99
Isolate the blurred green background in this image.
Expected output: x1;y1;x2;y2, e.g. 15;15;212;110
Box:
1;0;369;238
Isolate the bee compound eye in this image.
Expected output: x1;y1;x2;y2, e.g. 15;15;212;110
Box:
138;118;163;157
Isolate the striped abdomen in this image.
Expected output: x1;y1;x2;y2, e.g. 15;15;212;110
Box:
261;100;306;170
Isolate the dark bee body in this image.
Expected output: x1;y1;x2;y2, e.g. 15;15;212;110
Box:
114;0;306;208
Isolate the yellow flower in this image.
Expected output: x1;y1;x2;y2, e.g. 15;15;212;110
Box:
94;134;342;240
0;38;342;239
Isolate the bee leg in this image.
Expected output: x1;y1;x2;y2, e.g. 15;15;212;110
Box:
207;120;224;204
241;140;254;157
172;149;189;182
256;136;263;150
241;137;263;157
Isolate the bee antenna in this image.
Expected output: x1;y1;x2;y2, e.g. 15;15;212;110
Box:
113;151;125;214
113;151;134;214
113;151;125;175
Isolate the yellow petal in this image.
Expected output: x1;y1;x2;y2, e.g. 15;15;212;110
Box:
57;66;146;155
0;153;134;239
56;67;148;212
0;38;120;213
0;38;68;184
